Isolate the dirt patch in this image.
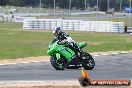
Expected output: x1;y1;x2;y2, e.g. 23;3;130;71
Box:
0;81;80;88
0;81;131;88
0;56;49;64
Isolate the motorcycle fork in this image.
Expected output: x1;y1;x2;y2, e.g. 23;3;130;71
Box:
56;53;60;61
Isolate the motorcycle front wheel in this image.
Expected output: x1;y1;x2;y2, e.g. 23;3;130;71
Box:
50;56;66;70
81;52;95;70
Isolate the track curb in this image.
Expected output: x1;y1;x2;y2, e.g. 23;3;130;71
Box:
91;51;131;56
0;51;131;66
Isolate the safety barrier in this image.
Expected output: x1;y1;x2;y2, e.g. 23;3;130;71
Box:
23;19;124;33
127;27;132;33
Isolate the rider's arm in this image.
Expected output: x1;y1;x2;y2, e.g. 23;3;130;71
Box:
61;32;75;42
66;36;75;42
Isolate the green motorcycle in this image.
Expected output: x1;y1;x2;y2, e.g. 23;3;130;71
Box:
47;39;95;70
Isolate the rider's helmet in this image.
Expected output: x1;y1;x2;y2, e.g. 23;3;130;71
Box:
53;27;62;37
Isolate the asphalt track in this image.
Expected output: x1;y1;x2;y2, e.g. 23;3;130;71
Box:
0;52;132;81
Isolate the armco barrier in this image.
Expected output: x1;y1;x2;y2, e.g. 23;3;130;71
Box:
23;19;124;33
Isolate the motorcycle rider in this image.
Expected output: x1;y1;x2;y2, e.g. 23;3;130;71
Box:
52;27;83;67
53;27;82;53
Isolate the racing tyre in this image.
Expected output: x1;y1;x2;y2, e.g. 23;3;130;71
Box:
81;52;95;70
50;56;66;70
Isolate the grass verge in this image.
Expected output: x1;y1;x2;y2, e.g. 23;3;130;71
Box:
0;22;132;59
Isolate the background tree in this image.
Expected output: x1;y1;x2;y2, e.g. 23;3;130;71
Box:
0;0;131;11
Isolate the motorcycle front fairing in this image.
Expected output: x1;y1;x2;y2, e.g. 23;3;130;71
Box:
47;41;75;61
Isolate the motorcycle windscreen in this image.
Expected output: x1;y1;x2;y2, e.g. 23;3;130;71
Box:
59;48;75;60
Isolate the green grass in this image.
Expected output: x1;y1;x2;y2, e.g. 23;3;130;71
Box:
0;22;132;59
